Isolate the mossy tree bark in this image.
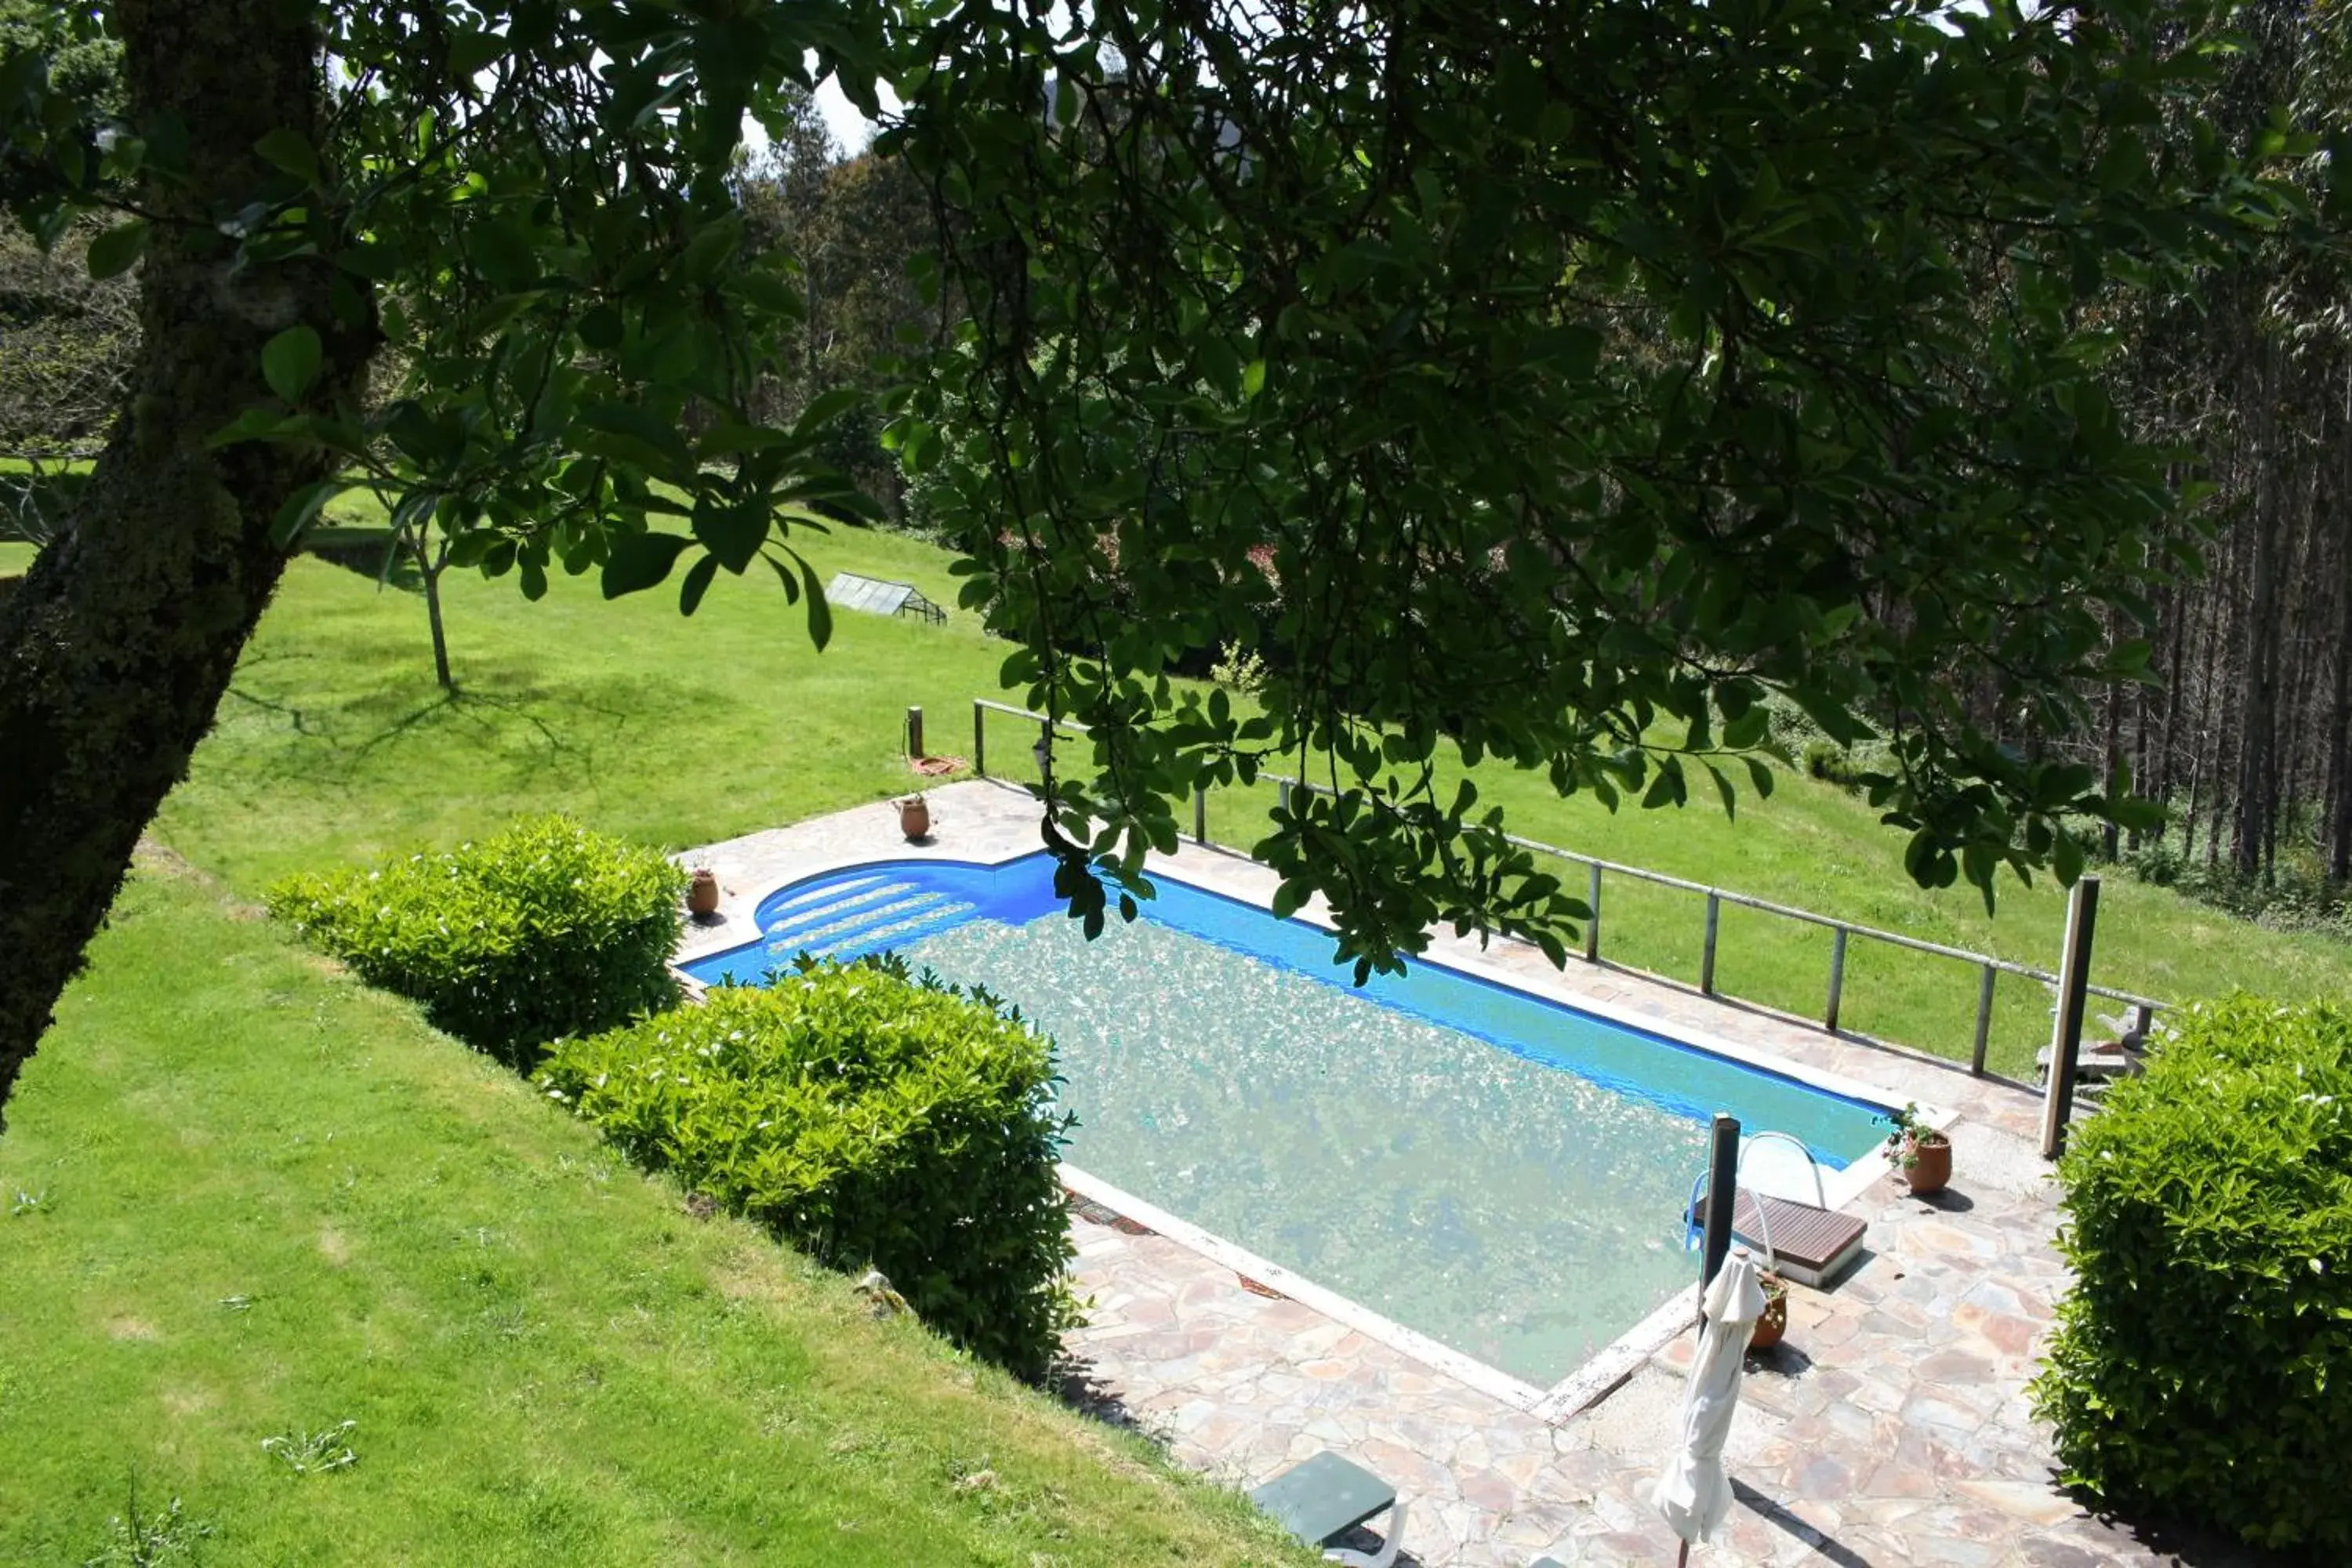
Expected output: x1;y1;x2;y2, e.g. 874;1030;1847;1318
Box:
0;0;375;1123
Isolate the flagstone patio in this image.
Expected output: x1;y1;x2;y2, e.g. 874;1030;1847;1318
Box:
681;781;2266;1568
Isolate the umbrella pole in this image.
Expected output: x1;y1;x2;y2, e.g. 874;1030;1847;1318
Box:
1675;1543;1690;1567
1699;1112;1741;1317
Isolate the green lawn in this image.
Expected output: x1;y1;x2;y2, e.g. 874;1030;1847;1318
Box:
21;515;2350;1078
0;859;1307;1566
5;513;2351;1555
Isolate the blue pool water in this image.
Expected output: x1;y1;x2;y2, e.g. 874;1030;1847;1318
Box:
683;855;1888;1383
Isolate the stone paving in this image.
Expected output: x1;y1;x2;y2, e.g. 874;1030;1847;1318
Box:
683;782;2267;1568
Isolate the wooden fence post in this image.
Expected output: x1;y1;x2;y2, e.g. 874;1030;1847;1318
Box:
2040;876;2102;1160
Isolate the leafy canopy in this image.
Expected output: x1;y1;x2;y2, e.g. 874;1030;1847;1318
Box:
2;0;2298;977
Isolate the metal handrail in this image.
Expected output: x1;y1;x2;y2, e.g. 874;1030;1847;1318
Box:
1264;770;2160;997
965;701;2169;1075
970;698;1088;780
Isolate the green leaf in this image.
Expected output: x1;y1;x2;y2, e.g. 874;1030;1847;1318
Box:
677;554;720;615
262;325;323;404
1722;704;1770;751
207;405;299;449
575;404;695;480
270;478;347;548
697;423;800;462
793;387;868;438
600;532;693;598
85;220;147;280
692;495;768;573
1240;359;1267;399
2053;828;2085;887
784;546;833;651
577;305;626;351
254;126;320;187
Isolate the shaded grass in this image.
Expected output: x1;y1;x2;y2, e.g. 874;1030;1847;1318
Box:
154;526;1001;893
0;862;1308;1566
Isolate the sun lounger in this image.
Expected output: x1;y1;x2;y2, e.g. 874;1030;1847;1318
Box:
1250;1451;1410;1568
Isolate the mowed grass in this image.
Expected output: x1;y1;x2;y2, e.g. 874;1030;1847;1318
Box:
24;508;2344;1077
15;515;2352;1075
5;508;2351;1555
143;520;998;891
0;860;1308;1566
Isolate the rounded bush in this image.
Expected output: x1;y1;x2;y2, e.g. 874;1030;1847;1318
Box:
536;959;1080;1382
2031;995;2352;1556
267;815;684;1068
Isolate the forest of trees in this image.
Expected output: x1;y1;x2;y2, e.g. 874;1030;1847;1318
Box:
2068;0;2352;919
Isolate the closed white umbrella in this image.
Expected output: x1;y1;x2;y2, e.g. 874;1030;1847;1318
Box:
1650;1245;1768;1563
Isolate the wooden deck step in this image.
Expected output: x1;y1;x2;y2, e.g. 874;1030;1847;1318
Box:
1690;1189;1867;1288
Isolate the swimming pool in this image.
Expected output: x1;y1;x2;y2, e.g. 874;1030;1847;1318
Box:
681;854;1889;1386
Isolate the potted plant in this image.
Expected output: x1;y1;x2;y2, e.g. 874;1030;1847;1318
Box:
896;793;931;840
1882;1102;1951;1195
686;864;721;919
1749;1271;1790;1352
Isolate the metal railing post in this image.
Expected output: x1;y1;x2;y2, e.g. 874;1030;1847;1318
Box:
1970;963;1997;1076
1700;891;1722;995
1584;862;1602;964
1825;927;1849;1032
1192;783;1207;844
971;699;986;778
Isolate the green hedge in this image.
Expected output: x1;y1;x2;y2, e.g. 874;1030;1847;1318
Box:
2032;995;2352;1556
536;958;1080;1381
268;815;684;1068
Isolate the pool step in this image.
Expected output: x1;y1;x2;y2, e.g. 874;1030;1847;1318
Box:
756;884;977;965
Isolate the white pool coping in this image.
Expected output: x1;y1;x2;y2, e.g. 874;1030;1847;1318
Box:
673;823;1950;1416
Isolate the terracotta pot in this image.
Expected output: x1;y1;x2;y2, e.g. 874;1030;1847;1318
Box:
687;868;720;917
1904;1134;1952;1195
898;797;931;840
1749;1279;1789;1351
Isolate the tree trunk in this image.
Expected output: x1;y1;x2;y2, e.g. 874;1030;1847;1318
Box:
0;0;374;1123
419;537;456;694
2331;374;2352;883
2234;343;2281;880
2102;677;2123;862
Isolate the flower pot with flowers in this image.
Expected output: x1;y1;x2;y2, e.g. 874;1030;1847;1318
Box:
1749;1270;1791;1351
1882;1102;1951;1195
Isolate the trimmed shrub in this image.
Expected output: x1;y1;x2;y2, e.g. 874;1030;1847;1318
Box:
268;815;684;1067
2031;995;2352;1557
536;958;1080;1381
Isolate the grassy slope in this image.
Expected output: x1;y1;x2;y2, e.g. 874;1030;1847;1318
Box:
19;514;2336;1076
0;861;1305;1566
143;523;993;888
5;514;2349;1555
